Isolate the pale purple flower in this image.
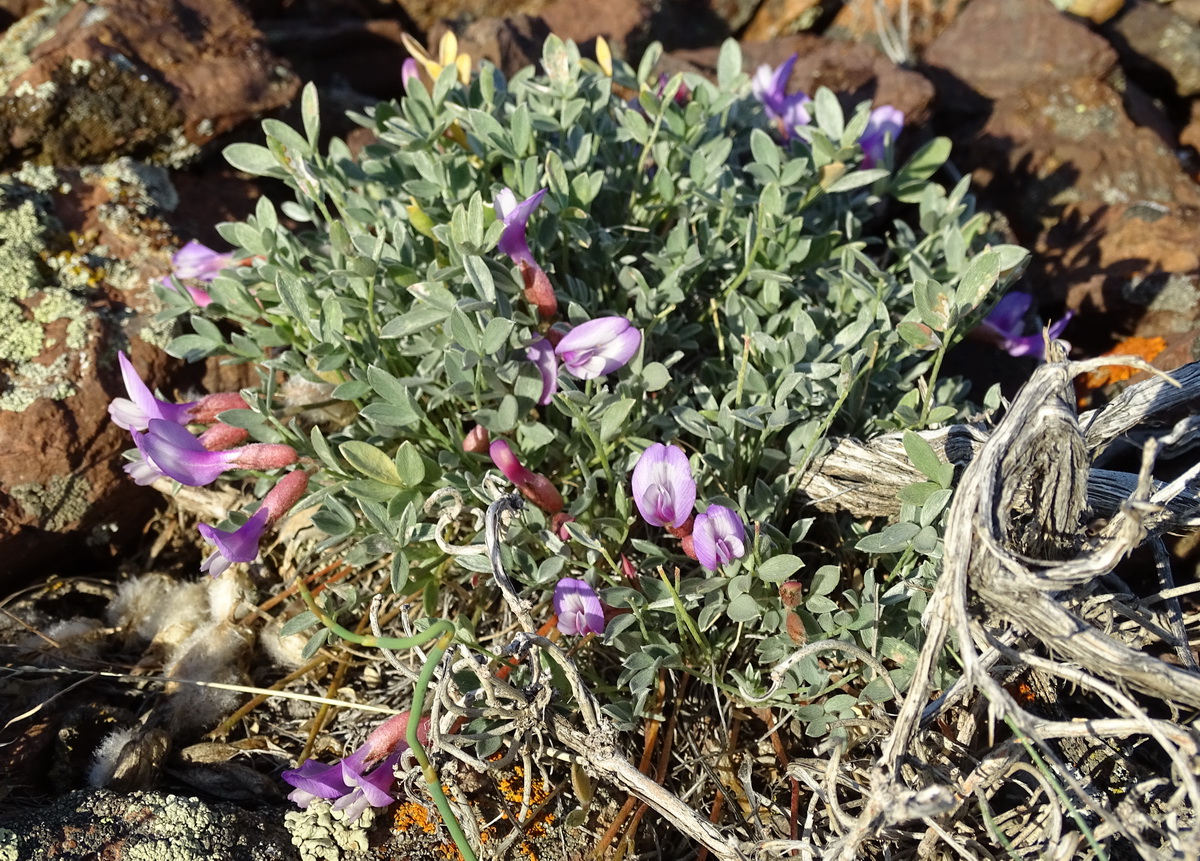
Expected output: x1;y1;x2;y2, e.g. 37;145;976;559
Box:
123;432;167;486
160;241;232;307
197;470;308;576
554;317;641;380
976;293;1074;359
494;187;556;318
632;443;696;528
199;508;269;578
495;188;547;269
109;351;197;432
859;105;904;168
282;711;424;821
752;54;811;138
526;336;558;405
401;57;420;91
553;578;604;636
140;419;298;487
692;505;747;571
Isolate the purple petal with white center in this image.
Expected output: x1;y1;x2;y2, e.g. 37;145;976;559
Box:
525;337;559;405
553;317;641;379
859;105;904;168
631;443;696;528
140;419;233;486
109;351;195;431
123;432;167;486
282;758;351;808
495;187;547;267
692;504;747;571
553;578;604;636
172;241;231;281
198;507;270;577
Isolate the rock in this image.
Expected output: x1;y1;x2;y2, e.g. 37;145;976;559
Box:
0;0;299;170
0;789;297;860
261;16;412;101
539;0;654;55
396;0;542;35
1061;0;1125;25
0;162;179;584
1103;0;1200;97
742;0;825;42
825;0;967;56
923;0;1116;108
1048;202;1200;354
440;14;552;80
666;34;936;125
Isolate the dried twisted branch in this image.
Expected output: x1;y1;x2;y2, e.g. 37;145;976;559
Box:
818;349;1200;860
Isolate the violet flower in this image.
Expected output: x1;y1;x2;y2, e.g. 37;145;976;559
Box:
553;578;605;636
632;443;696;529
109;351;197;432
490;438;564;513
526;336;558;405
751;54;811;139
859;105;904;169
282;710;425;821
160;241;232;307
494;187;556;319
554;317;641;380
198;471;308;577
692;504;747;571
140;419;298;487
975;292;1074;359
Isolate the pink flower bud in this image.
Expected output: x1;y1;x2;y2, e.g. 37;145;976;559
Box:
262;470;308;525
198;423;249;451
462;424;490;454
188;392;251;424
229;443;299;471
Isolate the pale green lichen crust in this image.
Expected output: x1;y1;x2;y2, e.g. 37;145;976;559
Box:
0;160;177;411
0;789;296;860
10;474;92;532
284;801;375;861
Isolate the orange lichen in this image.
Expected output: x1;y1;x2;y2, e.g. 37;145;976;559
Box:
1083;336;1167;390
393;798;439;835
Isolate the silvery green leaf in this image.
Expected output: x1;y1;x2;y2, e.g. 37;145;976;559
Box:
279;611;318;638
755;554;803;583
223;142;287;178
716;38;742;90
808;565;840;597
856;522;921;554
300;81;320;147
811;87;844;139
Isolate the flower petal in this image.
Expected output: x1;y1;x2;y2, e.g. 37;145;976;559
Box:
141;419;229;486
525;337;559;405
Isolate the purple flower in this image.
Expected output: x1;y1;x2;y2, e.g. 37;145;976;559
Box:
160;241;232;307
692;505;747;571
553;578;604;636
401;57;420;91
282;710;423;821
752;54;811;139
976;293;1074;359
140;419;298;487
494;187;556;318
553;317;641;380
632;443;696;528
526;336;558;405
198;471;308;576
123;431;167;486
495;188;547;268
109;351;197;432
199;508;269;578
859;105;904;169
490;439;564;513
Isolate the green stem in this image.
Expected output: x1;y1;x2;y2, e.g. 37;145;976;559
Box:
561;392;613;488
293;577;476;861
917;323;954;427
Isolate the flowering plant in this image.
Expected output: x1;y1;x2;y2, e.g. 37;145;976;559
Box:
141;35;1027;847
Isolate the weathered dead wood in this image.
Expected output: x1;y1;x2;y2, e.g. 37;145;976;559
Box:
820;352;1200;861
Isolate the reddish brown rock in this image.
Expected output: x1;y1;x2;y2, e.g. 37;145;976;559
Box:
742;0;824;42
923;0;1116;106
1104;0;1200;97
0;164;183;584
439;14;552;81
539;0;653;56
1045;202;1200;354
825;0;966;55
397;0;543;34
0;0;298;169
